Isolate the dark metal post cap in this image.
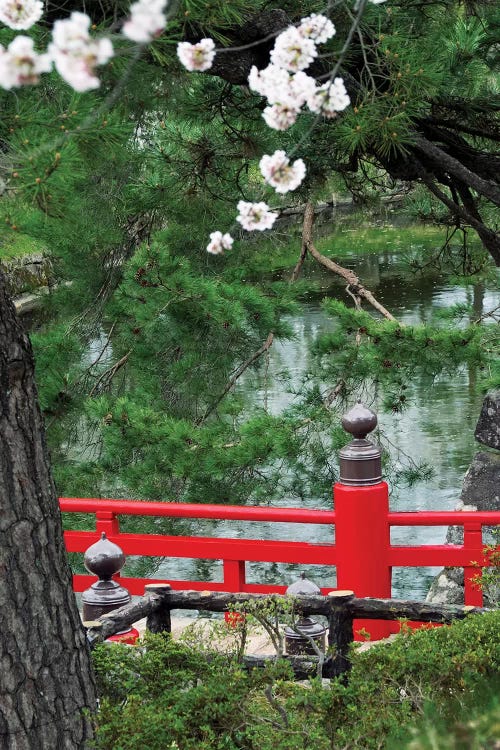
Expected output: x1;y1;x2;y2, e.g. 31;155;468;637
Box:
339;402;382;486
84;531;126;580
82;532;131;623
341;401;377;439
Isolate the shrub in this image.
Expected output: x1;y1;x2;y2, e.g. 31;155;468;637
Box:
92;610;500;750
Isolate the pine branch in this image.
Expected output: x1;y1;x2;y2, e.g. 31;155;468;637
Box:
197;332;274;424
421;175;500;266
413;135;500;207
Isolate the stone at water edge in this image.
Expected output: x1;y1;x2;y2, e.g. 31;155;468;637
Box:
475;390;500;450
446;451;500;545
426;567;465;606
426;391;500;607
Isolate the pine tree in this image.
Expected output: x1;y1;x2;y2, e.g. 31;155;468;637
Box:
0;3;498;744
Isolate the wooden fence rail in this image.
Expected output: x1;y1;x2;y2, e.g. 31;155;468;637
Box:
83;585;488;679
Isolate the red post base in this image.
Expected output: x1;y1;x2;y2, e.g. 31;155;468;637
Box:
334;482;393;640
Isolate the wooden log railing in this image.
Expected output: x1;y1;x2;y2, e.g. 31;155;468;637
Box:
83;585;488;679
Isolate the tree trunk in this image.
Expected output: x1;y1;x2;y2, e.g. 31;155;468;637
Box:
0;269;96;749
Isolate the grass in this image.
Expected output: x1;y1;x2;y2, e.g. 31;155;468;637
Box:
234;216;474;277
0;230;47;261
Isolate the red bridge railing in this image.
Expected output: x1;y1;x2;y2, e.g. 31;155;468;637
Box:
61;492;499;610
60;404;499;640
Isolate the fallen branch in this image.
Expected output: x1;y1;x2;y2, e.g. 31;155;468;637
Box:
299;201;399;323
290;202;314;282
197;332;274;424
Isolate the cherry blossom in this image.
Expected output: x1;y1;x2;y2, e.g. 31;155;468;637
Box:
248;65;316;112
263;102;300;131
259;151;306;194
236;201;278;232
248;64;291;102
298;13;336;44
308;78;350;117
49;12;113;92
249;65;317;130
0;0;43;30
0;35;51;89
177;38;215;72
122;0;167;43
270;26;317;72
289;70;317;106
206;231;234;255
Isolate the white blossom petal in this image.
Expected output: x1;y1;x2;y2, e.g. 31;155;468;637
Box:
49;12;113;91
270;26;317;72
298;14;335;44
262;102;299;131
0;0;43;30
0;35;51;89
307;77;350;117
236;201;278;232
122;0;167;43
177;38;215;72
206;231;234;254
260;151;306;194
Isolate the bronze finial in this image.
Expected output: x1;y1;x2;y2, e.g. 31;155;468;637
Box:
339;402;382;486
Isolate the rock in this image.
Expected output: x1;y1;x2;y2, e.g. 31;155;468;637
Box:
427;452;500;606
426;569;464;606
475;391;500;450
1;253;54;297
446;452;500;545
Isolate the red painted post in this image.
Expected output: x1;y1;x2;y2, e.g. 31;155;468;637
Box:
223;559;246;591
335;483;392;638
334;403;393;640
96;510;120;537
223;560;247;626
463;521;484;607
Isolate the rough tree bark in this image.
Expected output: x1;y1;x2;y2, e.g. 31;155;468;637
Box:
0;268;96;749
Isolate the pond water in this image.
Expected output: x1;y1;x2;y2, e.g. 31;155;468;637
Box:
154;231;498;599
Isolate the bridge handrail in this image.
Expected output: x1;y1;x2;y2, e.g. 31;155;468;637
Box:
60;497;500;527
60;497;500;610
59;497;337;524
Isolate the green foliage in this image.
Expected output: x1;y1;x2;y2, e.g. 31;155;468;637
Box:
93;633;293;750
474;529;500;608
31;325;84;412
392;685;500;750
315;299;490;412
92;611;500;750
